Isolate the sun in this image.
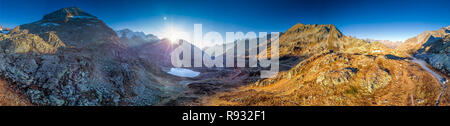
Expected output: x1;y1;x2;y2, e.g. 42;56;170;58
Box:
160;26;190;43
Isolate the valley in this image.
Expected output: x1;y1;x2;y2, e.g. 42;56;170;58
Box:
0;7;448;106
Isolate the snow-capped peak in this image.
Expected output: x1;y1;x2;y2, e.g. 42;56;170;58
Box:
68;15;96;19
117;29;146;39
116;29;160;46
116;29;159;41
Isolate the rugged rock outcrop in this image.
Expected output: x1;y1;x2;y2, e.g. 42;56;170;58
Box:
0;27;57;54
274;23;405;58
0;7;180;106
19;7;125;49
39;31;66;48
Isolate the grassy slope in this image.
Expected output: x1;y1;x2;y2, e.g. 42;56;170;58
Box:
203;52;443;106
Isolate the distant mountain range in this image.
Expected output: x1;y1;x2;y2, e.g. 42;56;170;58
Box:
364;39;402;48
203;23;449;106
116;29;159;47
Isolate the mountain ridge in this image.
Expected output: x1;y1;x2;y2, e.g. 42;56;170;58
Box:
116;29;159;47
202;23;447;106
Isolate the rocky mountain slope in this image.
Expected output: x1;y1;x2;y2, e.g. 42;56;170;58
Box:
202;23;447;106
0;7;186;105
0;27;58;54
20;7;125;49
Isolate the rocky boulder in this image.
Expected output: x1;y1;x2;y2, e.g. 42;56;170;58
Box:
0;27;57;54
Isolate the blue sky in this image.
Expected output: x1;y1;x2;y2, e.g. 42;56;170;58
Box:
1;0;449;42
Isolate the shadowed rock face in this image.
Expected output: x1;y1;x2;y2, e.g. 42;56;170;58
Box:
42;7;97;22
398;26;450;76
20;7;125;49
1;7;228;106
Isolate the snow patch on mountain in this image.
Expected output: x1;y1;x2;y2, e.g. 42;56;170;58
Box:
41;22;60;27
68;15;95;19
1;31;10;34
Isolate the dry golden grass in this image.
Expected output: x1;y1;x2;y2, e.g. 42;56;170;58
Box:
201;24;445;106
439;84;450;106
0;79;31;106
202;53;443;106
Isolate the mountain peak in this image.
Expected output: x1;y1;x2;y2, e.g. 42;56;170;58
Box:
116;28;160;46
42;7;97;21
117;29;133;33
285;23;342;37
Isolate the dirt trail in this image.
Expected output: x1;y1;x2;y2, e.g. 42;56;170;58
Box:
411;57;448;106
